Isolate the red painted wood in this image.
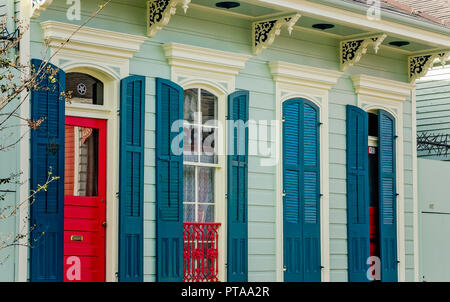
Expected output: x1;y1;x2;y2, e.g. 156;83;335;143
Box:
369;207;379;257
65;126;75;195
64;116;106;282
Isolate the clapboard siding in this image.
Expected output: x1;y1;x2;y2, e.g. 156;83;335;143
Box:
0;0;21;282
417;66;450;160
21;0;417;282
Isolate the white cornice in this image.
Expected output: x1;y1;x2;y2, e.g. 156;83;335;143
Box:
268;61;343;90
351;74;413;101
162;42;251;76
41;21;147;60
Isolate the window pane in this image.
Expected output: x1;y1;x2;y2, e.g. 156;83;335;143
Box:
183;125;198;162
201;89;217;125
198;167;214;203
201;127;217;164
184;204;195;223
64;126;99;197
197;204;214;223
66;73;104;105
184;88;198;123
183;165;195;203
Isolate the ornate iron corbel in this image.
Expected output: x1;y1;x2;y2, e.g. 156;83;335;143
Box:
252;14;301;56
147;0;191;37
32;0;53;18
340;33;387;71
408;51;450;83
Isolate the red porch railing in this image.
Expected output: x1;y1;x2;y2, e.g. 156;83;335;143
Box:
183;222;221;282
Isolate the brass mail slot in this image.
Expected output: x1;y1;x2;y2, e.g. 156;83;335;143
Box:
71;235;83;242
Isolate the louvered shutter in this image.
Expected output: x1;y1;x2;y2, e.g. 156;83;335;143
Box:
227;90;249;282
346;105;370;282
378;110;398;282
302;100;321;282
30;59;65;282
155;78;184;282
119;75;145;282
283;99;302;282
282;98;321;282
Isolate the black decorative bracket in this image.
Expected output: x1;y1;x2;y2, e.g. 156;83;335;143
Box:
340;33;387;71
252;14;301;56
32;0;53;18
147;0;191;37
408;50;450;83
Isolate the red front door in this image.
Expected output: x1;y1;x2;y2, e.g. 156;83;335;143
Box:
64;116;106;282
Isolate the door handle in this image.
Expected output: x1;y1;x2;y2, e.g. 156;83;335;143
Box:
283;266;287;272
102;221;107;227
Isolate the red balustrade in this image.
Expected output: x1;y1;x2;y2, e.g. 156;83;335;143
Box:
183;222;221;282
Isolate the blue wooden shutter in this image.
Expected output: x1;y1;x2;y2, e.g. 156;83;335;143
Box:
346;105;370;282
302;100;321;282
282;99;321;282
30;59;65;282
283;99;302;282
378;110;398;282
119;75;145;282
155;78;184;282
227;90;249;282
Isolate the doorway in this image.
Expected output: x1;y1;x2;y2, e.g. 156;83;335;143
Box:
63;116;107;282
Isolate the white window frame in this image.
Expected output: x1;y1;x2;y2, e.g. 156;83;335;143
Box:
182;84;226;281
351;74;414;282
183;86;222;224
269;61;343;282
163;42;250;282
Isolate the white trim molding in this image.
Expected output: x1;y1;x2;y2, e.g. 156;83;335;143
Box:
352;74;414;282
31;0;53;18
38;21;146;282
147;0;191;37
269;61;343;91
40;21;147;78
63;66;121;283
340;33;387;72
351;74;413;102
162;43;250;281
252;14;301;55
269;61;342;282
408;50;450;83
162;42;251;93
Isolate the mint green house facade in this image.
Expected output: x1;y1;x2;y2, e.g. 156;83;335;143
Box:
1;0;450;282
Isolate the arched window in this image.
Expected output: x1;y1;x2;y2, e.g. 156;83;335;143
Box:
66;72;104;105
183;88;218;223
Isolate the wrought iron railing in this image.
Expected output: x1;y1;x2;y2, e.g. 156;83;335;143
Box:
183;222;221;282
